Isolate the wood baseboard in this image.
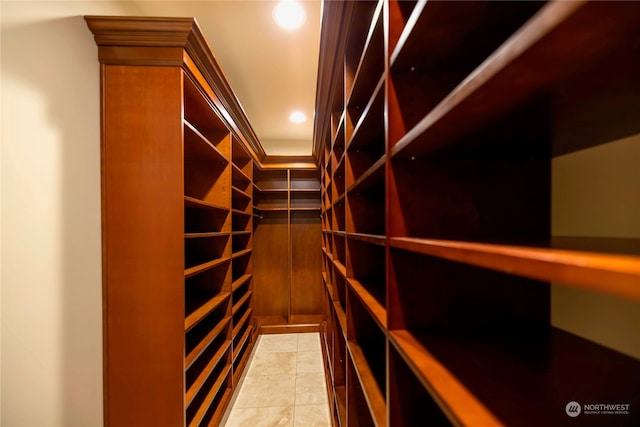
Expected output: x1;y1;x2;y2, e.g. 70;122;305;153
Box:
259;324;321;334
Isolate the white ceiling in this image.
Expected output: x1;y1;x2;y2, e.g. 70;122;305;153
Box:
131;0;322;156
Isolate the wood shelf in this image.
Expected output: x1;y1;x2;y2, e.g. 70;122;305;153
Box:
332;258;346;278
290;188;321;193
185;234;229;270
254;169;288;191
390;1;640;158
233;341;253;388
185;292;230;332
346;232;385;247
346;164;385;236
332;120;346;161
231;248;252;259
347;155;385;195
390;237;640;302
185;339;231;407
231;162;252;185
348;278;386;330
184;120;229;165
347;79;385;187
347;240;385;309
232;322;252;362
253;207;288;212
334;302;347;337
346;341;386;427
290;189;321;210
232;274;252;292
232;186;251;201
184;196;228;213
187;364;232;427
232;290;253;316
389;329;504;427
290;207;321;212
185;316;231;369
390;328;640;427
346;0;384;110
184;257;230;279
232;308;253;338
185;231;230;239
233;339;253;386
316;2;640;426
231;208;252;217
334;152;347;180
254;187;288;193
346;285;387;425
185;200;230;235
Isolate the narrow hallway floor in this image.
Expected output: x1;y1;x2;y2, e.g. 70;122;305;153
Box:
221;332;331;427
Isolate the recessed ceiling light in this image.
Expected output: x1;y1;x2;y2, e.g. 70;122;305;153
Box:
289;111;307;123
273;0;306;30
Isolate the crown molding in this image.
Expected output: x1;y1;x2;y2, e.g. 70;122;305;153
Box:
85;15;269;163
259;155;318;170
312;1;355;161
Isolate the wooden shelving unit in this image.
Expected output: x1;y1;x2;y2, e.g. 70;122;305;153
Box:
230;136;255;388
86;16;258;426
315;1;640;426
252;167;323;329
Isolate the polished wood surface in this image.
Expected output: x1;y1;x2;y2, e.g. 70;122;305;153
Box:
390;1;640;158
346;289;386;427
290;211;323;316
102;64;185;426
391;237;640;302
253;211;289;319
315;1;640;426
348;278;386;330
392;327;640;427
260;323;321;335
391;329;505;427
347;341;386;427
253;168;323;328
88;15;259;426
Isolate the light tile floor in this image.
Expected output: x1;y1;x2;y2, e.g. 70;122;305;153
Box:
221;332;331;427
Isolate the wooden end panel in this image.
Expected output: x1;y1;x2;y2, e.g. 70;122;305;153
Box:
102;65;185;427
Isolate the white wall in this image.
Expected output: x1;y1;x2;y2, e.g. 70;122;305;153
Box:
0;2;139;425
552;134;640;359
